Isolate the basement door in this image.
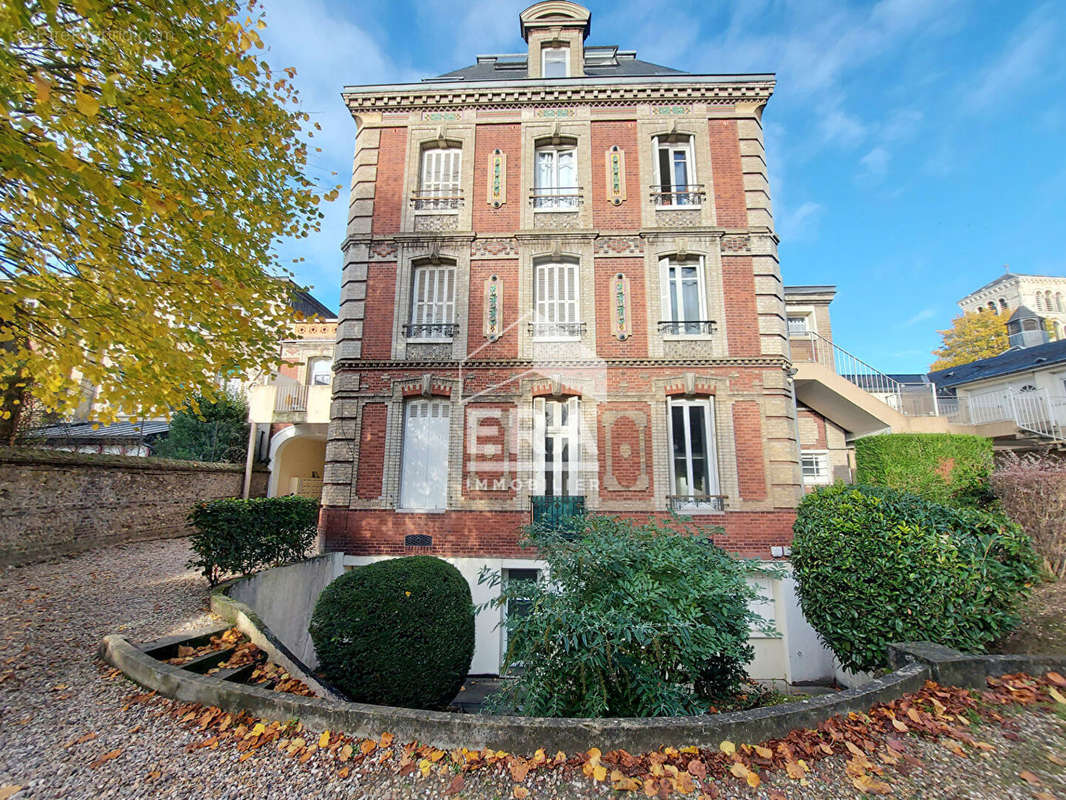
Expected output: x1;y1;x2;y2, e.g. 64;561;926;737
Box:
398;399;450;510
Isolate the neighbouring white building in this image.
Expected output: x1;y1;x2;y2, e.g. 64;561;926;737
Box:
959;271;1066;341
929;306;1066;448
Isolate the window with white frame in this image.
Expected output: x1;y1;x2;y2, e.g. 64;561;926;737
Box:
532;258;582;338
800;451;830;485
407;262;456;339
667;397;721;509
541;46;569;78
416;147;462;210
787;315;810;335
533;145;579;209
660;255;709;335
533;396;579;496
307;357;332;386
653;136;698;206
399;399;450;510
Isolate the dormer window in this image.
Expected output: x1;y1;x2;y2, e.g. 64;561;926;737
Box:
542;46;569;78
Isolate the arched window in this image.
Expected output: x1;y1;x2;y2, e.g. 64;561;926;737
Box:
415;145;462;210
307;357;332;386
532;257;581;339
1035;293;1045;312
1056;292;1064;312
659;254;709;335
987;301;996;312
399;399;450;510
652;134;699;206
999;298;1009;312
407;259;457;339
533;138;579;209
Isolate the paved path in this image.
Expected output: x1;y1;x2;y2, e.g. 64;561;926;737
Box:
1;538;1063;800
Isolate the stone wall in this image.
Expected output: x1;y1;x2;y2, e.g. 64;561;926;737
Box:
0;447;268;566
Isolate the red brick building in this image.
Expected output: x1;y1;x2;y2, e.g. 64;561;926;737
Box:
321;1;825;678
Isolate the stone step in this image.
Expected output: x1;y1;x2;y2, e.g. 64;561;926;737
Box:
138;626;230;660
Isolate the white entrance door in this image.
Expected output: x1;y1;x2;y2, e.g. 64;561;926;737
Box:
399;399;450;509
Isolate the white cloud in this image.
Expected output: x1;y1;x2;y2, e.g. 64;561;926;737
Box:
902;307;937;327
858;146;890;181
777;201;825;243
965;4;1061;111
817;102;867;148
880;108;923;142
255;0;418;309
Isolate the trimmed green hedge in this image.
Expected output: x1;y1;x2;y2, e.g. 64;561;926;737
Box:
309;556;475;710
791;484;1039;673
187;495;319;585
855;433;994;508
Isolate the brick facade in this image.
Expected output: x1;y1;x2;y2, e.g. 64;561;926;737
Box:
326;17;796;562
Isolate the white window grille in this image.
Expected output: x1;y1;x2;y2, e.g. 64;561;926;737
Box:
659;255;711;335
415;147;462;210
533;397;579;496
667;397;721;510
533;146;579;209
532;259;582;338
800;451;830;485
787;316;810;335
652;136;700;206
407;264;456;339
399;399;450;510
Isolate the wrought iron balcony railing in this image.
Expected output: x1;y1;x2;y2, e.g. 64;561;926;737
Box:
530;187;583;210
410;189;464;211
528;321;587;339
531;495;586;533
658;320;717;336
667;494;726;512
403;322;459;339
650;184;705;206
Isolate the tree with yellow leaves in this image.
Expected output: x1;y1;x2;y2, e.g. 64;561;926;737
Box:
930;311;1009;370
0;0;339;423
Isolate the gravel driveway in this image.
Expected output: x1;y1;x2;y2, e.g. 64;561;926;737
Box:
1;537;1063;800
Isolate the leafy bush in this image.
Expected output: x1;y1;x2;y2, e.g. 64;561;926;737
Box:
309;557;475;710
992;452;1066;578
187;495;319;585
153;392;249;463
479;515;774;718
792;484;1039;672
854;433;995;509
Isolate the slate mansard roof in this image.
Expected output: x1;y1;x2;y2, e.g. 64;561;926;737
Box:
432;47;686;83
928;338;1066;389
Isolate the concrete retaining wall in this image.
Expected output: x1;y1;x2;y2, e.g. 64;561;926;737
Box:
221;553;345;670
0;446;268;565
98;635;1066;755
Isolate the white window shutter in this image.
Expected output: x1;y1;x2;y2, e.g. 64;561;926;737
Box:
532;397;546;495
566;397;580;487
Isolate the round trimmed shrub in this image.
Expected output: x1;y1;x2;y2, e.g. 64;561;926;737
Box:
309;556;474;709
791;484;1039;673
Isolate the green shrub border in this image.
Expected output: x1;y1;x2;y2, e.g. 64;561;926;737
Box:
187;495;319;585
855;433;994;508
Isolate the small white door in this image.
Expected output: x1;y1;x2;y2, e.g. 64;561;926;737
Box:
399;400;450;509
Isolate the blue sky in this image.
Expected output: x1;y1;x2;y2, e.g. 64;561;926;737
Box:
258;0;1066;373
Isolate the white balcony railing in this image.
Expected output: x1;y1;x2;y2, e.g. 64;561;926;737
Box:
945;388;1066;441
274;383;309;412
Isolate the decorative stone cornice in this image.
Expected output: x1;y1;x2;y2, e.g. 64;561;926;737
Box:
344;79;775;116
333;357;790;371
